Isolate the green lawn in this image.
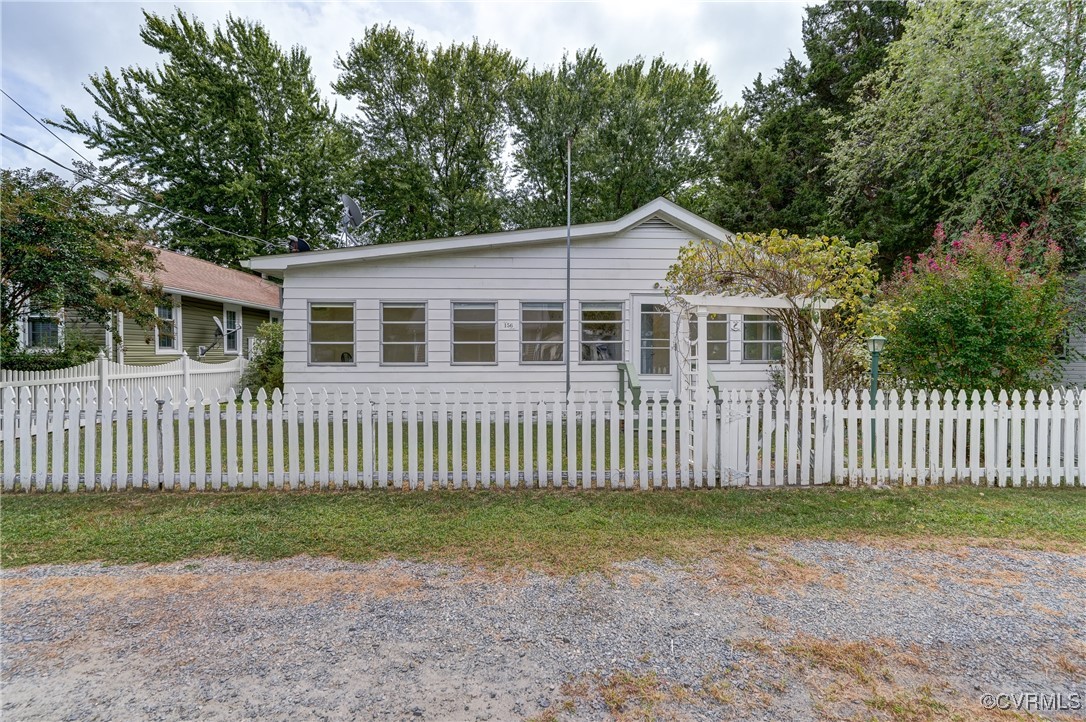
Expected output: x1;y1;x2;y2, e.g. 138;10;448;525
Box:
2;486;1082;572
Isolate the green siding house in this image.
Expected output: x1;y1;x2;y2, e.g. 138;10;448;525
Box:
20;248;281;365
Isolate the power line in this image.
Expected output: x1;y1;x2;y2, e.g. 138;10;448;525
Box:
1;88;95;165
1;131;279;252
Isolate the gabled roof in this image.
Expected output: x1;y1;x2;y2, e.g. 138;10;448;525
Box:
153;248;281;311
244;197;731;275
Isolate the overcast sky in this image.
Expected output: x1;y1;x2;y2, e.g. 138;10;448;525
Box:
1;0;812;175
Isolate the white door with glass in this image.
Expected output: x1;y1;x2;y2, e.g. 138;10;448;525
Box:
633;296;676;392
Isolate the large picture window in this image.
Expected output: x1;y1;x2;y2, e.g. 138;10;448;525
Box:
521;302;564;363
689;313;728;362
381;303;426;364
309;304;355;364
452;303;496;364
743;315;783;362
581;303;623;362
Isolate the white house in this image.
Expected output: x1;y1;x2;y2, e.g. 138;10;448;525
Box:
246;198;787;396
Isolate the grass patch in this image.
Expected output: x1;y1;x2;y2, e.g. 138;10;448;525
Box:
1;486;1083;571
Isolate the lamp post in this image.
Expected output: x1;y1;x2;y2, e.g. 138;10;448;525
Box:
867;335;886;455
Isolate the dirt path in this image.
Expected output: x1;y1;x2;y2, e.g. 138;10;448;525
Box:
3;542;1084;721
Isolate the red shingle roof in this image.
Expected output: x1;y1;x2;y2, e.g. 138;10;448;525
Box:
152;248;280;310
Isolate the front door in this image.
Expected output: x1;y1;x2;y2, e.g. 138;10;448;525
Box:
632;295;677;395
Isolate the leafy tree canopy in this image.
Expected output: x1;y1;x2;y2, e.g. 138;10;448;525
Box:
510;50;720;227
0;167;164;358
334;25;524;243
828;0;1086;267
58;9;356;266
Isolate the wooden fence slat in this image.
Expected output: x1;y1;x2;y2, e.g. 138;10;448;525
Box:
193;390;206;491
98;389;113;491
256;389;268;490
34;388;49;491
177;389;190;491
160;390;174;490
317;390;330;490
116;390;130;491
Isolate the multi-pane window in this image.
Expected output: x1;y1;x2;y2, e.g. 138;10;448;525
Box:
156;303;179;351
743;315;783;362
26;311;60;349
521;302;564;363
640;304;671;375
689;313;728;362
581;303;623;362
223;306;240;354
309;304;355;364
452;303;496;364
381;303;426;364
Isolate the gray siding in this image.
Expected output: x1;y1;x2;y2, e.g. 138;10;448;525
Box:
282;219;775;393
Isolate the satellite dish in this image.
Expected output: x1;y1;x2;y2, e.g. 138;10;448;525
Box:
340;194;365;229
337;195;384;247
213;316;225;337
288;235;311;253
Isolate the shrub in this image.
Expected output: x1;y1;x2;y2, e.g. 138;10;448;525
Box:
240;321;283;394
868;223;1068;390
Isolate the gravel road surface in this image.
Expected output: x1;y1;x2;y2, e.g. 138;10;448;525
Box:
3;541;1084;721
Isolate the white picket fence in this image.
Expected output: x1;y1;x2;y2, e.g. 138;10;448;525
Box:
1;386;1083;492
0;352;245;412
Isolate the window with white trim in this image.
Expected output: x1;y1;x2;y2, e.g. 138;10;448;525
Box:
26;308;61;350
521;302;564;363
689;313;728;362
308;304;355;364
452;303;496;364
381;303;426;364
223;304;241;354
155;299;181;353
581;303;623;362
743;315;783;362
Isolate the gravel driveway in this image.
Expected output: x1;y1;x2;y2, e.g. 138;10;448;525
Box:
3;541;1084;721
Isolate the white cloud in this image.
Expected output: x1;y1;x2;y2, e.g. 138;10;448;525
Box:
1;0;813;174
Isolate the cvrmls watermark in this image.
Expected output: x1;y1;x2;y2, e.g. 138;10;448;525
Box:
980;692;1082;712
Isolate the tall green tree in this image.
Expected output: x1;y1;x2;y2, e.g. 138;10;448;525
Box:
828;0;1086;267
334;25;523;243
509;50;719;227
684;0;907;238
58;10;355;267
0;167;163;359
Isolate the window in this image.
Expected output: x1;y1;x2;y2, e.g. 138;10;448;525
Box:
452;303;496;364
381;303;426;364
743;315;783;362
640;304;671;375
309;304;355;364
521;302;564;363
689;313;728;362
223;304;241;354
155;298;181;353
26;310;60;350
581;303;623;362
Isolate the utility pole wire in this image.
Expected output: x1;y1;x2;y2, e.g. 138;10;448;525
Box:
1;132;279;252
1;88;95;165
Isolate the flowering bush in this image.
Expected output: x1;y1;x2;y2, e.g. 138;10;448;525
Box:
869;222;1068;389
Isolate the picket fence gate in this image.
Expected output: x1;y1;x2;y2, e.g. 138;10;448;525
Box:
1;386;1084;492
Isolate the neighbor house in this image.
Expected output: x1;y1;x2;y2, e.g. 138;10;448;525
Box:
245;198;785;396
18;248;282;365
